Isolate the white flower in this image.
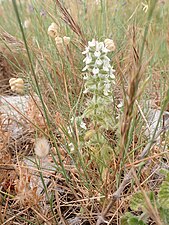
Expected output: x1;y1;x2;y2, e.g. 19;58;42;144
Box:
88;39;96;47
83;88;89;94
96;42;104;51
81;39;116;130
98;73;104;79
102;46;109;53
80;121;87;130
83;53;92;64
82;46;90;54
109;71;115;80
82;39;116;98
104;55;111;62
94;50;101;57
103;65;109;72
93;67;99;75
82;65;89;72
34;137;50;158
104;82;111;96
103;58;111;71
96;58;103;66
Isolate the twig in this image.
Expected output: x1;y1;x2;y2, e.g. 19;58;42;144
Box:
2;207;30;225
0;165;15;170
54;180;69;225
31;207;51;225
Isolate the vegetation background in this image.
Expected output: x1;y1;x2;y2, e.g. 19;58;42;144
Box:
0;0;169;224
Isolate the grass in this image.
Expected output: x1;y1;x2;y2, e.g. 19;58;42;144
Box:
0;0;169;224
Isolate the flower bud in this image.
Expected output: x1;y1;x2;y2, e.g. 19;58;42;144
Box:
48;23;58;38
104;39;116;52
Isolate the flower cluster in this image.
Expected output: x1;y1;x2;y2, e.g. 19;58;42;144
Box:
81;39;116;129
82;39;115;97
67;39;116;154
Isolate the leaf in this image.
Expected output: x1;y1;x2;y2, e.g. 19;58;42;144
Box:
159;207;169;225
128;217;147;225
158;180;169;209
130;192;146;211
130;191;154;212
159;169;169;180
121;213;147;225
121;212;134;225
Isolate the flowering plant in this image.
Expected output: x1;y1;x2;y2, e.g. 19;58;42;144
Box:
82;39;116;130
67;39;116;172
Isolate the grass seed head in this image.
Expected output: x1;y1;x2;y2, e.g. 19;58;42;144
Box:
34;137;50;158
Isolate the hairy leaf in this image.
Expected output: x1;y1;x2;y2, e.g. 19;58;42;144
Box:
158;181;169;209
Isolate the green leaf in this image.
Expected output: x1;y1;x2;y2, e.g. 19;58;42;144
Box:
130;192;146;211
158;180;169;209
159;207;169;225
121;212;135;225
159;169;169;181
128;217;147;225
130;191;155;212
121;213;147;225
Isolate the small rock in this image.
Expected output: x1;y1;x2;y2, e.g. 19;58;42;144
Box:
0;95;29;138
144;109;169;142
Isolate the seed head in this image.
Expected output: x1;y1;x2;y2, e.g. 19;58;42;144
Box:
55;36;70;46
9;78;24;94
63;36;70;45
104;39;116;52
34;137;50;158
55;36;70;53
48;23;58;38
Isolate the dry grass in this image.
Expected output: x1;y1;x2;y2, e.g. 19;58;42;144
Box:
0;0;168;224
